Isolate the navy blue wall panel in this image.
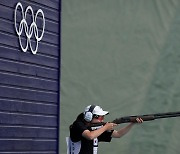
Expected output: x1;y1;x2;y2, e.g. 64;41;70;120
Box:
0;0;60;153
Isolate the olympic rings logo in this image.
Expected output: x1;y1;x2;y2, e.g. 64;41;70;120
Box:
14;2;45;54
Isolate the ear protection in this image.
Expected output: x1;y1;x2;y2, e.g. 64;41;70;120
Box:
84;105;96;122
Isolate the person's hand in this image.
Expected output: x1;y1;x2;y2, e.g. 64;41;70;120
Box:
104;122;117;131
136;118;143;123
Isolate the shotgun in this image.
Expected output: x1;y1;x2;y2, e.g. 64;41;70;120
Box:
90;111;180;127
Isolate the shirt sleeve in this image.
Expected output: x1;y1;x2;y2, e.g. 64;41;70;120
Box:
70;120;88;142
98;130;113;142
75;121;88;135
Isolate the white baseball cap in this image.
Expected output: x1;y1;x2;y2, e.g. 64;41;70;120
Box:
84;105;109;116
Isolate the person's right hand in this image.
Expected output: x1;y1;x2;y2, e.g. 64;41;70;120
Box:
104;122;117;131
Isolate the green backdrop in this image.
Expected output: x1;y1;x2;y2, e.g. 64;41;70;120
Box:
60;0;180;153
